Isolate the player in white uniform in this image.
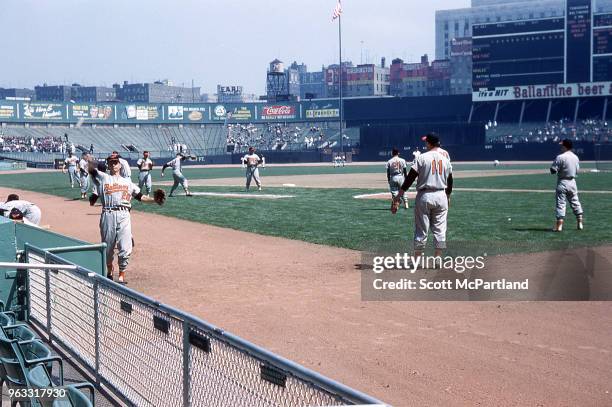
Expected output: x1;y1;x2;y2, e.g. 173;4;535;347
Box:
110;150;132;180
89;154;163;284
136;151;154;197
162;153;192;197
550;139;584;232
412;148;421;164
242;147;263;191
62;153;79;188
0;194;42;225
392;134;453;257
386;149;409;209
78;152;91;199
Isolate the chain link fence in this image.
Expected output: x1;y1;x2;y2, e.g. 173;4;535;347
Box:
25;245;386;407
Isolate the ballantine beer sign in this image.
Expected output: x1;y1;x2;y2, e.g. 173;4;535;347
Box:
473;82;612;101
261;105;296;120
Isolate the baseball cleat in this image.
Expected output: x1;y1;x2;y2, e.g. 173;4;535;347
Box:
258;186;262;191
577;221;584;230
553;219;564;232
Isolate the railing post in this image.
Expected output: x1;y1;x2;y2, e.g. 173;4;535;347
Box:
182;320;190;407
93;278;101;385
44;252;52;343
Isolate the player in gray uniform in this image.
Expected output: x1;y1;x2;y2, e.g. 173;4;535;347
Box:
161;153;192;197
136;151;154;197
392;134;453;257
242;147;263;191
89;153;163;284
550;139;584;232
386;148;409;209
62;152;79;188
78;152;91;199
0;194;42;225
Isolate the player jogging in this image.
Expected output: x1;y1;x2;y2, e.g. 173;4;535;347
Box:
242;146;263;191
386;148;409;209
162;153;192;197
392;133;453;258
550;139;584;232
88;153;165;284
137;151;154;197
62;152;79;188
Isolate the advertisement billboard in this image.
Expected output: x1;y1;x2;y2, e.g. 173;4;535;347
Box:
22;103;64;120
120;105;161;121
211;104;254;121
71;104;113;121
0;103;17;120
304;102;339;119
260;105;297;120
473;81;612;101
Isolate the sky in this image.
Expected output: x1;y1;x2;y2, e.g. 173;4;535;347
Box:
0;0;470;95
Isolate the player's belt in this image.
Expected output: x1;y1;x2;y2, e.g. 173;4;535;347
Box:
102;206;131;212
560;177;575;180
418;188;445;192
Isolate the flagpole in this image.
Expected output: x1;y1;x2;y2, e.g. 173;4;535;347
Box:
338;13;344;155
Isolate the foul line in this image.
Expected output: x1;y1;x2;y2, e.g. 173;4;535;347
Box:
353;188;612;199
189;192;295;199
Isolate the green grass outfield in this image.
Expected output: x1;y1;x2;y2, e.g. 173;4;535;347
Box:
0;166;610;255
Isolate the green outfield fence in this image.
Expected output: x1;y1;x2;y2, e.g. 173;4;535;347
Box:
23;244;387;407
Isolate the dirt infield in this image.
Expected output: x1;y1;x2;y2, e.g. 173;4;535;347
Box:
161;169;549;189
3;186;611;406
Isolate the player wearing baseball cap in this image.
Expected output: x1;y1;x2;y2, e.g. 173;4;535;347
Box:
242;147;263;191
386;148;409;209
550;139;584;232
89;154;166;284
392;133;453;258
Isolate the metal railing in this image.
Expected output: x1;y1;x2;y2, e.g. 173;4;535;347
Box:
24;244;386;407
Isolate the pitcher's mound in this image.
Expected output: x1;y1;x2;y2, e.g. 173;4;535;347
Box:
189;192;295;199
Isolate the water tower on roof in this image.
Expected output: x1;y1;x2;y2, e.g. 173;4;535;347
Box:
266;59;290;102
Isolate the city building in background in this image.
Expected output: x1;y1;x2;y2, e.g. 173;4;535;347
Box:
449;38;472;94
72;85;116;102
113;80;200;103
390;55;450;97
0;87;35;101
300;69;326;99
266;59;300;102
34;85;73;102
435;0;612;60
344;59;390;97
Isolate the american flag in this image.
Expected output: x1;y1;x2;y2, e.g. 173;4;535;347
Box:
332;0;342;21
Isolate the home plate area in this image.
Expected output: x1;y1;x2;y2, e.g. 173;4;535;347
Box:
189;192;295;199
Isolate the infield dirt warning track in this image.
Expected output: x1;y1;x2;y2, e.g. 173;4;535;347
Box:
2;174;611;406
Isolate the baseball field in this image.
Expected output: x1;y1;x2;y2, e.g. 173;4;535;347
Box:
0;161;611;406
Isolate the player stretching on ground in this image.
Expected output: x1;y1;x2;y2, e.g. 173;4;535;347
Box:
62;152;79;188
137;151;154;197
162;153;192;197
551;139;584;232
386;148;409;209
242;147;263;191
89;154;165;284
392;134;453;258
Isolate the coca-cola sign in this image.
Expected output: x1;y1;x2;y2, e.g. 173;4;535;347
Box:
261;105;296;120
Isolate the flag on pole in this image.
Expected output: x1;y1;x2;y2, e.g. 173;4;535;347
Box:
332;0;342;21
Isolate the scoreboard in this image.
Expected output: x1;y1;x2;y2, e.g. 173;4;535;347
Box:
473;0;612;90
472;18;565;88
593;12;612;81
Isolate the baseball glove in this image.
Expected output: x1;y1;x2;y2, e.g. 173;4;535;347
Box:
153;189;166;205
89;193;99;206
390;198;401;214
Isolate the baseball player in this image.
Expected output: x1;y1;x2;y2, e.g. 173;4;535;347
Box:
550;139;584;232
136;151;154;197
161;153;192;197
88;153;165;284
0;194;42;225
78;152;91;199
386;148;409;209
392;134;453;258
242;147;263;191
112;150;132;180
412;148;421;163
62;152;79;188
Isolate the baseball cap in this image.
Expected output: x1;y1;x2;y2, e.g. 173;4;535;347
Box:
248;146;255;152
8;208;24;220
560;139;573;149
421;133;441;146
106;153;121;163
